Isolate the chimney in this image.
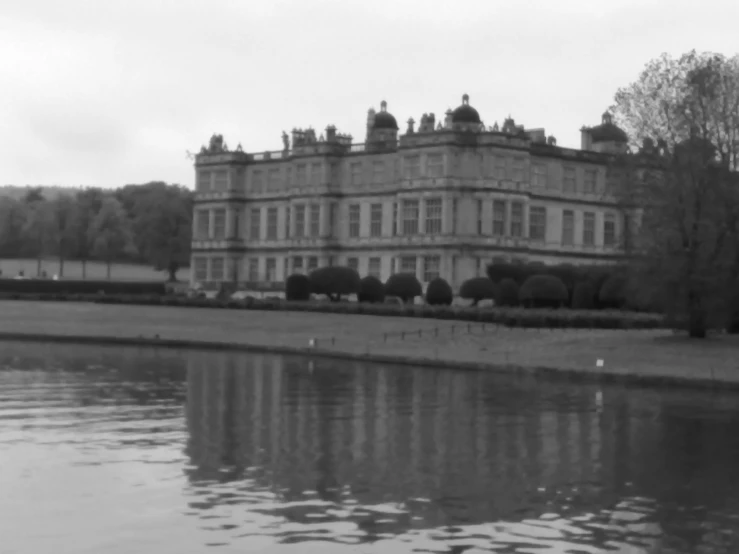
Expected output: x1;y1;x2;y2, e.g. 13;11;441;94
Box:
366;108;376;141
407;118;415;134
580;126;592;151
428;113;435;131
444;109;453;129
325;125;336;142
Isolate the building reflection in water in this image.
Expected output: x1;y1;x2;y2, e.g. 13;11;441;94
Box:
183;350;739;551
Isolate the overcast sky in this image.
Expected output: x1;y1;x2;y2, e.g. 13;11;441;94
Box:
1;0;738;189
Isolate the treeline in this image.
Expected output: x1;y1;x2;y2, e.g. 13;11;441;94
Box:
0;182;192;281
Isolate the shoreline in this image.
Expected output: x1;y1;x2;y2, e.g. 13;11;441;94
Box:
0;300;737;391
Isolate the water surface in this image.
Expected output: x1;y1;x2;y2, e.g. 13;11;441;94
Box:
2;341;739;553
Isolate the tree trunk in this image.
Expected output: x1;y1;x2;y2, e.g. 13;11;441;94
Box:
687;292;707;339
58;255;65;278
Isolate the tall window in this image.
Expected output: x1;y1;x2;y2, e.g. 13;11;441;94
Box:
495;157;507;180
294;204;305;238
252;170;264;192
452;198;458;234
423;256;441;282
197;171;211;192
604;213;616;246
400;256;417;274
296;164;307;185
328;202;337;237
213;171;228;191
268;169;280;189
532;163;547;187
562;209;575;245
307;256;318;271
511;201;523;237
405;156;421;179
310;163;321;185
285;206;291;238
425;198;442;234
211;257;225;281
477;199;484;235
346;257;359;272
529;206;547;241
511;158;525;182
213;208;226;239
350;162;363;185
493;200;506;236
249;208;261;240
348;204;361;238
196;209;209;239
583;212;595;246
563;167;576;192
368;257;381;278
427;154;443;178
370;203;383;237
372;161;385;184
402;199;419;235
392;202;398;236
292;256;303;273
584;169;597;194
266;207;278;240
194;257;208;281
309;204;320;237
248;258;259;282
265;258;277;281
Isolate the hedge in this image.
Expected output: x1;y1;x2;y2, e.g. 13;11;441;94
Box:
519;275;569;308
285;274;311;301
385;273;422;304
459;277;497;306
357;276;385;303
496;278;519;307
308;266;360;300
0;278;166;295
426;277;453;306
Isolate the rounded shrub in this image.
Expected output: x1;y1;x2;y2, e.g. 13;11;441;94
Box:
425;277;453;306
486;262;530;285
598;274;627;309
384;273;422;304
308;266;360;301
459;277;497;306
357;275;385;303
496;278;520;307
519;274;568;308
571;281;596;310
285;273;311;301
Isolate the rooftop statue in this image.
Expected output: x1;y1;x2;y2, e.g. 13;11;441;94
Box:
282;131;290;151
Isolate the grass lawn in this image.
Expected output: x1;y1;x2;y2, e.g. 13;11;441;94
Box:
0;258;190;282
0;300;737;385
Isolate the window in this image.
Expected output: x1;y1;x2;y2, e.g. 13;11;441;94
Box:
296;164;307;185
452;198;458;234
213;171;228;191
211;257;225;281
327;256;335;267
372;161;385;184
427;154;443;178
423;256;441;282
494;157;507;180
197;171;211;192
346;257;359;272
392;202;398;236
512;158;525;182
231;209;241;239
400;256;417;274
285;206;291;238
248;258;259;282
584;169;597;194
402;199;419;235
425;198;442;234
370;203;383;237
562;209;574;245
294;204;305;238
266;207;278;240
563;167;576;192
249;208;261;240
196;209;209;239
268;169;280;189
348;204;360;238
511;201;523;237
328;203;337;237
529;206;546;241
368;257;381;278
310;163;321;185
193;257;208;281
252;170;264;192
532;163;547;187
213;208;226;239
265;258;277;281
583;212;595;246
604;213;616;247
493;200;506;236
292;256;303;273
350;162;363;185
477;199;484;235
307;256;318;271
309;204;320;237
405;156;421;179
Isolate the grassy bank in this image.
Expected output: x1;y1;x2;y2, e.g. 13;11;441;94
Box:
0;258;189;282
0;301;737;386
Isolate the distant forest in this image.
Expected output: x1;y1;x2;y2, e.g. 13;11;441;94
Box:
0;183;193;281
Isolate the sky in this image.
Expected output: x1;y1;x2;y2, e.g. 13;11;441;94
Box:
1;0;738;189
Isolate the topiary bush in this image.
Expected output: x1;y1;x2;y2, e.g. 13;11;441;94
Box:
599;274;627;309
358;275;385;303
571;281;596;310
519;274;569;309
459;277;497;306
285;273;311;301
425;277;453;306
308;266;360;301
487;262;530;285
384;273;422;304
496;278;520;307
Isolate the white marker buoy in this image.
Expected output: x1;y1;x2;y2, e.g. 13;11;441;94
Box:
308;338;316;348
596;359;604;368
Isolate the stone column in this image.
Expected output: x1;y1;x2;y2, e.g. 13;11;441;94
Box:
225;209;233;239
208;209;214;239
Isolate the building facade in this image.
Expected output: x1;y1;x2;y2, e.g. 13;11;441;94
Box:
191;94;633;292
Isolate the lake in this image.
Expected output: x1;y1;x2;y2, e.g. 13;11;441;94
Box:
1;342;739;553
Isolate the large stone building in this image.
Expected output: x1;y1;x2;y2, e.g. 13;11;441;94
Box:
191;94;633;292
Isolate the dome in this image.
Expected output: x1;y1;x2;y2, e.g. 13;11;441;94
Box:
372;100;398;130
590;112;628;143
452;94;481;124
